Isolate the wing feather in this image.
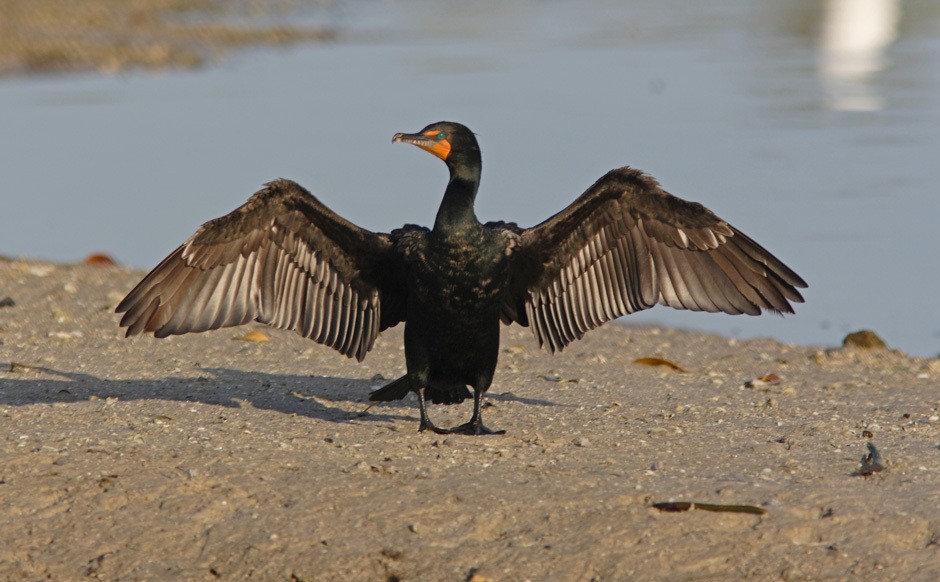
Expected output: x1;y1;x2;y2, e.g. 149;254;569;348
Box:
116;179;406;361
505;167;807;352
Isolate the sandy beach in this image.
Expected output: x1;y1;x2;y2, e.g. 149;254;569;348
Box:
1;258;938;581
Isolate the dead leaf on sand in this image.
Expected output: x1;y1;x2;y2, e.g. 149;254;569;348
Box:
83;254;117;266
633;357;687;373
233;331;270;342
652;501;767;515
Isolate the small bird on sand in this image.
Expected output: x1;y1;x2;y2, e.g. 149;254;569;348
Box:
117;121;806;434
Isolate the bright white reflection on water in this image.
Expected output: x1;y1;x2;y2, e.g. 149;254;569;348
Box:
2;0;939;356
819;0;901;111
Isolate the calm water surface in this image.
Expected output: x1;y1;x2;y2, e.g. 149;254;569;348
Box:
2;0;939;356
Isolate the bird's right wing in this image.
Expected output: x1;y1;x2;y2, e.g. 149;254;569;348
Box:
502;167;807;353
116;179;407;361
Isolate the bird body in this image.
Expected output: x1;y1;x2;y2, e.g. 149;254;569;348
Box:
117;121;807;434
398;221;517;408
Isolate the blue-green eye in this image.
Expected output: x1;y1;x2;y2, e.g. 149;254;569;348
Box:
437;131;446;140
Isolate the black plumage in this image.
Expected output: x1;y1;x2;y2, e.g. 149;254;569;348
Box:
117;121;806;434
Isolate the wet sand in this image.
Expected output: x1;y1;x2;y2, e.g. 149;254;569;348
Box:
2;259;939;581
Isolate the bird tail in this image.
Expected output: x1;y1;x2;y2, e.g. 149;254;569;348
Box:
369;375;473;405
369;375;412;402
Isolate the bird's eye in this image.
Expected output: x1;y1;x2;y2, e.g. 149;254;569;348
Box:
436;131;446;140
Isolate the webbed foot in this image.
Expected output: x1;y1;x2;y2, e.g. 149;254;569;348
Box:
418;418;450;435
443;422;505;436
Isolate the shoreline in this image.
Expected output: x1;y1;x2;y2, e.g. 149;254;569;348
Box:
0;0;332;78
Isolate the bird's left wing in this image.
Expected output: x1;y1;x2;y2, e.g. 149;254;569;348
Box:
502;167;807;352
116;179;406;361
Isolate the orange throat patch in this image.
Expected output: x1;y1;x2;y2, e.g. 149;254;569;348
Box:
420;138;451;160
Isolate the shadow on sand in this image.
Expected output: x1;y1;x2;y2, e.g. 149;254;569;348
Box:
0;365;562;428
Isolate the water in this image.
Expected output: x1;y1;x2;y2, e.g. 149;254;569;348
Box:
2;0;939;356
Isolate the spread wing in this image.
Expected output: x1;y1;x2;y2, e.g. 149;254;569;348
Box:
116;179;407;361
503;167;807;352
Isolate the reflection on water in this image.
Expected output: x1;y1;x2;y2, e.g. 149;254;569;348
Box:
1;0;939;356
818;0;900;111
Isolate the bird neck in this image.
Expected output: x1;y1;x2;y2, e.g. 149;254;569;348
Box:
433;163;481;233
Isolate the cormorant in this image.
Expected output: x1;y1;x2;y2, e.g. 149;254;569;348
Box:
117;121;806;435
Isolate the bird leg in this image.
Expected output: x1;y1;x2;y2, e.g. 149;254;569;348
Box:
416;387;449;434
444;388;505;435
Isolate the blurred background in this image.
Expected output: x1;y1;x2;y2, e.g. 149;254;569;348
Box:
1;0;939;356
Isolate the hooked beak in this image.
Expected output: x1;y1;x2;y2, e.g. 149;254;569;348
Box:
393;130;451;161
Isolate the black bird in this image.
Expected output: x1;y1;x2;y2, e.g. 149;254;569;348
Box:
116;121;806;435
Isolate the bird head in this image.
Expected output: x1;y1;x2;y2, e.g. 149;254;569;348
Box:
393;121;480;171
